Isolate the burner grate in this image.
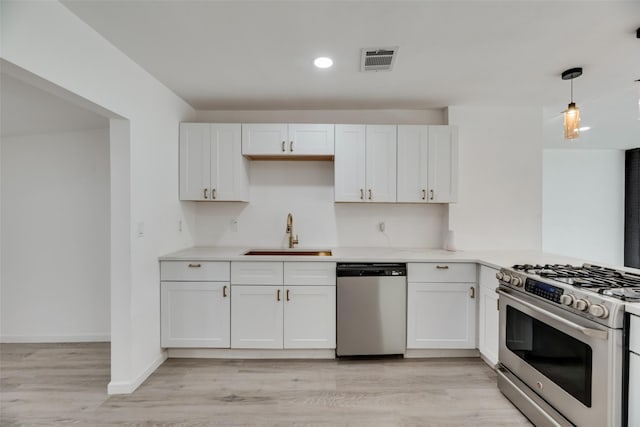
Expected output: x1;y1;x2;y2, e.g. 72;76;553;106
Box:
511;263;640;300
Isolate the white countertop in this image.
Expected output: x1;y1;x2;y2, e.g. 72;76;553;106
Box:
159;245;640;314
159;246;589;269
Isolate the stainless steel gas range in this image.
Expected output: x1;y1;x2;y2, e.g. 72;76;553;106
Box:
495;263;640;427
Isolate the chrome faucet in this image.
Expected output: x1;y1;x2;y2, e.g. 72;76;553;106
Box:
286;213;299;248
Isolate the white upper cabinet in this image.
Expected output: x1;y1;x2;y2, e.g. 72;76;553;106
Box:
427;126;458;203
334;124;397;202
334;125;366;202
242;124;334;157
397;125;458;203
179;123;248;201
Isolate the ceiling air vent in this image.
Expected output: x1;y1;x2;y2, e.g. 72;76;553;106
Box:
360;47;399;72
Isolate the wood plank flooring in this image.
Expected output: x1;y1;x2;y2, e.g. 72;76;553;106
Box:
1;343;532;426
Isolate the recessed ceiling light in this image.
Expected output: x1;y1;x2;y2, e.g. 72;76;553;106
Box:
578;126;591;132
313;57;333;69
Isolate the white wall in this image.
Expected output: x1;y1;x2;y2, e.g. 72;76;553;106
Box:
1;129;110;342
190;109;447;249
191;109;446;125
543;149;625;265
193;161;446;249
1;1;194;393
447;106;543;251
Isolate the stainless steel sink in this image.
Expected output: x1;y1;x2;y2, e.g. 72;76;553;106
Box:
244;249;332;256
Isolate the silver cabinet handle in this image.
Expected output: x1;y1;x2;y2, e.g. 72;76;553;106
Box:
203;188;208;199
286;289;290;301
290;141;294;152
422;189;426;200
188;263;201;268
360;189;364;200
223;285;228;298
429;189;434;200
368;189;372;200
436;265;449;270
277;289;281;301
470;287;475;299
281;141;286;152
212;188;216;200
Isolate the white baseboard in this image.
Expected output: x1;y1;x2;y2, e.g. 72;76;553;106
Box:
167;348;336;359
404;348;480;358
0;334;110;343
108;350;167;395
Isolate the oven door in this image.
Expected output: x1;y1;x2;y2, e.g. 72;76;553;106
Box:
498;287;614;427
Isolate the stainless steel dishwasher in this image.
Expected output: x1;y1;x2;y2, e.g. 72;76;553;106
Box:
336;263;407;356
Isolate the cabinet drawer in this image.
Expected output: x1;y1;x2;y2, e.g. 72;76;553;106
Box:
160;261;230;281
631;315;640;354
231;262;283;285
284;262;336;286
408;262;476;283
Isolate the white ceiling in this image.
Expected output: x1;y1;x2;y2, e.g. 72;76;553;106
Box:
1;74;108;138
60;1;640;147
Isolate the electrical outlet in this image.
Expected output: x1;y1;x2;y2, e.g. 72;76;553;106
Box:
378;221;385;232
178;219;183;232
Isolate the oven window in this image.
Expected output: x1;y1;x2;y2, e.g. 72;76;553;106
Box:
506;306;592;407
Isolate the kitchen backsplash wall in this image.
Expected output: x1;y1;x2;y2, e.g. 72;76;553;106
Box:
191;160;447;248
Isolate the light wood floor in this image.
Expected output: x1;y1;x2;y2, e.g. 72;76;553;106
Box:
1;343;532;426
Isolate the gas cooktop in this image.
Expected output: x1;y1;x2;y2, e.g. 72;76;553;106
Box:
511;263;640;302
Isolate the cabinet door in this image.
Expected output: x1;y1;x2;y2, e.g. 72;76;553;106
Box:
630;351;640;427
210;124;248;201
407;282;476;349
161;282;230;348
231;285;283;348
478;266;499;366
397;125;429;203
288;124;334;155
427;126;458;203
284;286;336;349
334;125;366;202
179;123;211;201
366;125;397;202
241;123;288;155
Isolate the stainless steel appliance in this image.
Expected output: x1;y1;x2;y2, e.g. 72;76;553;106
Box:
496;264;640;427
336;263;406;356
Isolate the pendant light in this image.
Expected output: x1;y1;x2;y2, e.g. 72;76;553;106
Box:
562;67;583;140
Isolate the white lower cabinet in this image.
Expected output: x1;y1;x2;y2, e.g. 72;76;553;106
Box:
629;314;640;427
630;352;639;427
283;286;336;349
478;265;499;366
406;262;477;349
407;282;477;348
231;285;283;349
230;261;336;350
161;282;230;348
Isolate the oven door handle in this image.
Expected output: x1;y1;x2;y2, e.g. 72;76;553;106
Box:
496;288;609;341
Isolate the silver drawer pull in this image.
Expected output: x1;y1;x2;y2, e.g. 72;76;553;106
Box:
436;265;449;270
188;263;201;268
223;285;228;298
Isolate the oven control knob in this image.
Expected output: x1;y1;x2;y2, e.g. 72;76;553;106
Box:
496;272;504;281
502;274;511;283
511;277;523;287
560;294;575;306
588;304;609;319
573;299;590;311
